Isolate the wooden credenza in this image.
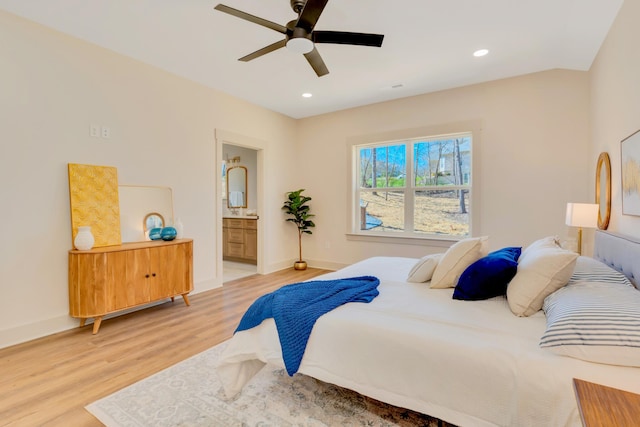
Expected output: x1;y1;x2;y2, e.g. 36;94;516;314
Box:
68;238;193;334
223;218;257;264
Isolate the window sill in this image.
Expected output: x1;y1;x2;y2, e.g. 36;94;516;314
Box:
345;233;459;247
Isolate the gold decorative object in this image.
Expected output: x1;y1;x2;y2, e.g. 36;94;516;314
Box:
294;261;308;270
68;163;122;247
227;166;248;209
595;152;611;230
143;212;165;233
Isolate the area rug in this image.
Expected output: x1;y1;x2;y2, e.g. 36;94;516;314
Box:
87;341;452;427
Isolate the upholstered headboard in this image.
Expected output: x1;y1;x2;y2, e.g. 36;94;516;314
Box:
594;230;640;287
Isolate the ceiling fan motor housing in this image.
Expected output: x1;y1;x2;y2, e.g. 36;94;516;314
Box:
289;25;310;40
290;0;307;14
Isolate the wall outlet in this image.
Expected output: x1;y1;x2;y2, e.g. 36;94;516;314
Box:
101;126;110;139
90;124;100;137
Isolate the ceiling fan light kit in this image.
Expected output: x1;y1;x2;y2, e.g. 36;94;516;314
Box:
287;37;314;54
214;0;384;77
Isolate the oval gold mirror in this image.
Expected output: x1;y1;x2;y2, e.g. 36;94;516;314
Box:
143;212;165;232
227;166;248;208
595;152;611;229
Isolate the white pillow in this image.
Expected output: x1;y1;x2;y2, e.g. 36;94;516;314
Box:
506;245;577;316
520;236;561;262
407;253;442;283
430;236;489;289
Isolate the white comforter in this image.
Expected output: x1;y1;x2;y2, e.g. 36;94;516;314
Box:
216;257;640;426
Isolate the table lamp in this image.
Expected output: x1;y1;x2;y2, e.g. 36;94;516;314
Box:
565;203;599;255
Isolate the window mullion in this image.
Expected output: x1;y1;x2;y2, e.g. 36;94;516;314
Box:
405;142;414;233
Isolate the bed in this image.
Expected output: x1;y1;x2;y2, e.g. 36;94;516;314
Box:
216;231;640;426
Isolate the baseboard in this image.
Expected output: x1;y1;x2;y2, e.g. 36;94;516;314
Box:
264;260;297;274
265;259;347;274
0;314;78;350
306;259;348;271
0;277;221;350
193;276;222;294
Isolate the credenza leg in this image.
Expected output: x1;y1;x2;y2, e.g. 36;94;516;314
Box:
92;317;103;334
79;318;86;328
181;294;191;306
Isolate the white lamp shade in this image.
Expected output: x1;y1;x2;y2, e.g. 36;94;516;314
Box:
565;203;599;228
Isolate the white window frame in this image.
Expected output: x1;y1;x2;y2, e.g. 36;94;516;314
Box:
346;123;479;245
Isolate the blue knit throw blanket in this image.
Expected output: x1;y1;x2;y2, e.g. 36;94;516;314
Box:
235;275;380;375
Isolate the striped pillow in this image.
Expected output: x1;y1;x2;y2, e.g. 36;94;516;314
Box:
540;258;640;367
566;256;634;288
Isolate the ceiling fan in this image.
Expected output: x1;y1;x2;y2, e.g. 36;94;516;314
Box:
214;0;385;77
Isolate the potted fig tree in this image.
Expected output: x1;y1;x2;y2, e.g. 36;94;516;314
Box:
282;189;315;270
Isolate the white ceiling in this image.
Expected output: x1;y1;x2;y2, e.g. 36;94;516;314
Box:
0;0;623;119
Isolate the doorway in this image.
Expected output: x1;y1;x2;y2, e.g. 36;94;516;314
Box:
216;130;265;285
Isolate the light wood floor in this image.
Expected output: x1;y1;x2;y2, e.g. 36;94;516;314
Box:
0;267;330;427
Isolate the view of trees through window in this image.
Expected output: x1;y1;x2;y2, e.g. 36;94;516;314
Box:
357;135;471;237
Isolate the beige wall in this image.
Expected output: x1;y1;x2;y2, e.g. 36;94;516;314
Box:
1;3;624;348
0;10;298;347
296;70;591;268
590;0;640;238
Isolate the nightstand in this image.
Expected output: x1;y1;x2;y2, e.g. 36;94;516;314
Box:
573;378;640;426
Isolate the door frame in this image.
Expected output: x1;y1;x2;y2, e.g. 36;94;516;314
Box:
215;129;267;281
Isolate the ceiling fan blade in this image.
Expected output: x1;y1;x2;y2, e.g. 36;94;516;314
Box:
304;47;329;77
239;39;287;62
313;31;384;47
214;4;287;34
296;0;329;32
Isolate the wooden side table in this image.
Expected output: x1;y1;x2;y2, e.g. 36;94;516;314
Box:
573;378;640;426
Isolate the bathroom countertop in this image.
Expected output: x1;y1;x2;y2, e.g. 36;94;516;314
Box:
223;215;258;220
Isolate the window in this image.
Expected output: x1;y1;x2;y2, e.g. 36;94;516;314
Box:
355;133;472;239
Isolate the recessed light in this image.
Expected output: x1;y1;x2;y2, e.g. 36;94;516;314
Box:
473;49;489;57
302;93;313;98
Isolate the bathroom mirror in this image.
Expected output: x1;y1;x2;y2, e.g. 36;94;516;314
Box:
595;152;611;230
227;166;247;208
143;212;164;232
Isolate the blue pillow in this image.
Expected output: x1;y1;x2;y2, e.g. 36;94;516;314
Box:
453;247;522;301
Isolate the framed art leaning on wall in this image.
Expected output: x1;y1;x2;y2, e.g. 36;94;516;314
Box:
68;163;122;247
621;129;640;216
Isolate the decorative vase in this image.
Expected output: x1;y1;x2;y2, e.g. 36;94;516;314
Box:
175;218;184;239
161;226;177;241
294;260;308;270
149;227;163;240
74;226;95;250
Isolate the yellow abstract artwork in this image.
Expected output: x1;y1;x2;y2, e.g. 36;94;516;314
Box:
68;163;122;247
